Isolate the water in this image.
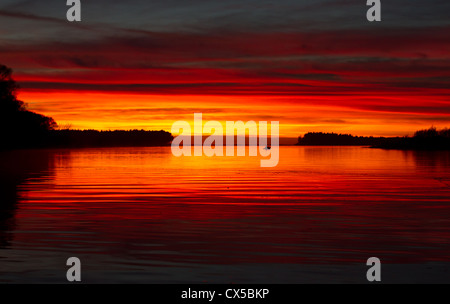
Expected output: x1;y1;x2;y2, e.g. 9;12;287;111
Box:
0;146;449;283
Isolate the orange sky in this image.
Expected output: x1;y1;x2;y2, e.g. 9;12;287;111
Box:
19;89;450;138
2;1;450;137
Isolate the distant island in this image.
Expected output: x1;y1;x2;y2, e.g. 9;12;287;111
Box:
297;128;450;150
0;64;172;150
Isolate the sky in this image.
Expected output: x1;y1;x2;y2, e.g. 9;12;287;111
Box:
0;0;449;137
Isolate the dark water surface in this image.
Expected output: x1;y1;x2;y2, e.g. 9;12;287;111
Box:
0;146;449;283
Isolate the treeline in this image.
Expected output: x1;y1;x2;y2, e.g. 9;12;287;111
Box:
372;127;450;150
43;129;173;148
297;127;450;150
2;126;173;150
297;132;387;146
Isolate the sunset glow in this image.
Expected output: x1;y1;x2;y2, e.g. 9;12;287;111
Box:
19;90;450;137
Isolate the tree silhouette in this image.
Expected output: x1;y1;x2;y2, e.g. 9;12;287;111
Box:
1;64;57;149
0;65;26;112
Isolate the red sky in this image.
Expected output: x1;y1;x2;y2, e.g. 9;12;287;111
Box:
1;0;449;137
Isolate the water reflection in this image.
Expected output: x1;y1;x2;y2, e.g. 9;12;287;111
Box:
0;147;449;283
0;150;56;248
411;150;450;171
